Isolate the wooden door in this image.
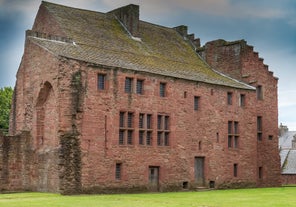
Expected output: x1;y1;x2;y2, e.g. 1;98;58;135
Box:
195;157;205;186
149;166;159;191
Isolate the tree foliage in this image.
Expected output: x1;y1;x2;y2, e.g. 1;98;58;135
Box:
0;87;13;131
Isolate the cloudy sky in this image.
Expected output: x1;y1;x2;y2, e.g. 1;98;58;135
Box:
0;0;295;129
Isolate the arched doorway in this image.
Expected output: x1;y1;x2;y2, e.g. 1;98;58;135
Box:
35;81;59;192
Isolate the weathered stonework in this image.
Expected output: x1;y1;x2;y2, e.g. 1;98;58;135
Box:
0;2;281;194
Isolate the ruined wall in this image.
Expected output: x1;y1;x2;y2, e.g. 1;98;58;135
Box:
5;31;84;193
198;39;281;187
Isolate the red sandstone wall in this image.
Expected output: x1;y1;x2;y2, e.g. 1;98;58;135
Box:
77;64;262;192
281;174;296;185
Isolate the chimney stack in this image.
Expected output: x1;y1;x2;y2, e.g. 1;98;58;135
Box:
109;4;140;37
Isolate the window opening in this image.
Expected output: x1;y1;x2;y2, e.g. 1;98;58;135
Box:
125;77;133;93
97;74;106;90
157;114;170;146
160;82;166;97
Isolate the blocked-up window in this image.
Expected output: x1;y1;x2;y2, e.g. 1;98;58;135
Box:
139;113;153;146
157;114;170;146
119;111;134;145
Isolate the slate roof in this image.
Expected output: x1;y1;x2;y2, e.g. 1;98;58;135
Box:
279;131;296;174
28;1;254;90
282;150;296;174
279;131;296;149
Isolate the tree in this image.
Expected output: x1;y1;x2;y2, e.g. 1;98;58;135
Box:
0;87;13;132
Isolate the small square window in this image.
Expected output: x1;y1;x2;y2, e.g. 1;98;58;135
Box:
160;82;166;97
268;135;273;140
97;74;106;90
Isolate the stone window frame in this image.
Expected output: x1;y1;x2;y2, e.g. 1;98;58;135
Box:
115;163;122;180
157;114;170;146
256;85;263;100
239;94;246;107
136;79;144;95
97;73;106;90
257;116;263;141
119;111;134;145
258;166;263;179
233;163;238;177
159;82;167;97
125;77;133;93
228;121;239;148
139;113;153;146
194;96;200;111
227;92;233;105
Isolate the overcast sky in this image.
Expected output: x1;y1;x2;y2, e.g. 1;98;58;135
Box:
0;0;295;130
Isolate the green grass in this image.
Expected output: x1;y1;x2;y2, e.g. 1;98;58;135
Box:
0;187;295;207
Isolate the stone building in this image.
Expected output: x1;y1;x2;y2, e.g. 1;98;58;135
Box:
0;1;280;194
279;124;296;184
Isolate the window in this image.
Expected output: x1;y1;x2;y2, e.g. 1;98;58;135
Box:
234;164;238;177
240;94;245;107
194;96;200;111
227;92;233;105
115;163;122;180
257;116;262;141
125;77;133;93
268;135;273;140
136;79;144;94
256;85;263;100
258;166;263;179
228;121;239;148
119;111;134;145
139;113;153;146
157;114;170;146
98;74;106;90
160;82;166;97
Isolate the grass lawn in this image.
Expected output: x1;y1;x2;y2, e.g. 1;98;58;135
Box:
0;187;295;207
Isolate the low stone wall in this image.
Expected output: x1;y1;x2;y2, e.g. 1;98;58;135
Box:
282;174;296;185
0;131;60;193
